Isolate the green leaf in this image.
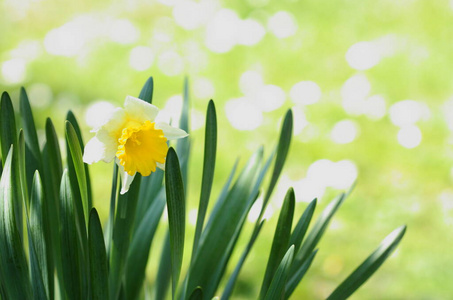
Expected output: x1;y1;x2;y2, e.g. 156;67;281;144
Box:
0;146;32;299
188;287;203;300
59;170;83;300
125;190;165;300
259;188;295;299
263;245;295;300
105;163;119;259
108;174;142;300
177;77;191;188
18;130;29;207
192;99;217;258
89;208;109;300
186;149;262;299
0;92;22;237
165;147;186;299
65;121;89;228
28;171;49;299
221;220;265;300
135;169;164;233
42;118;62;296
284;249;318;297
155;232;172;300
290;193;346;279
289;198;317;252
260;109;293;221
138;76;154;103
66;111;92;210
19;87;43;195
327;225;407;300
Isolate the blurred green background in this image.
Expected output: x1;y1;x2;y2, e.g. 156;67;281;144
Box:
1;0;452;298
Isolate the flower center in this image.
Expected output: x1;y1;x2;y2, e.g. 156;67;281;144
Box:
116;120;168;176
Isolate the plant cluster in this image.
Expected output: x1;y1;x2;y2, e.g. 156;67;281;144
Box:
0;77;405;299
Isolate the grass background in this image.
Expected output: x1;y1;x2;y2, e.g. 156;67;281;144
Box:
1;0;452;298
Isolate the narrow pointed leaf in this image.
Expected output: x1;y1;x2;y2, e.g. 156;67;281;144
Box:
67;111;92;210
260;109;293;221
192;99;217;257
221;220;265;300
59;170;82;300
259;188;295;299
20;87;43;195
28;171;49;299
289;198;317;252
139;76;154;103
327;225;407;300
187;149;262;299
291;193;346;278
0;146;32;299
89;208;109;300
155;232;172;300
177;77;190;187
65;121;89;227
108;174;142;300
285;249;318;297
0;92;22;237
165;147;186;299
263;245;295;300
125;190;165;299
188;287;203;300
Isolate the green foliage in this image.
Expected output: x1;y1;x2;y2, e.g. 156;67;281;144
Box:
0;78;406;299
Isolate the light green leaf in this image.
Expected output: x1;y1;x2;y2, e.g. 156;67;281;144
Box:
19;87;43;195
155;232;172;300
285;249;318;297
289;198;317;253
138;76;154;103
28;171;49;299
0;146;32;299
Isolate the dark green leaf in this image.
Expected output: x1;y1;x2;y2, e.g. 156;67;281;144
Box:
59;170;83;300
138;76;154;103
155;232;172;300
290;193;346;279
259;188;295;299
125;190;165;299
289;198;317;252
327;225;407;300
187;149;262;299
260;109;293;221
0;146;32;299
0;92;22;237
192;99;217;258
263;245;294;300
285;249;318;297
165;147;186;299
221;220;265;300
108;174;142;300
89;208;109;300
188;287;203;300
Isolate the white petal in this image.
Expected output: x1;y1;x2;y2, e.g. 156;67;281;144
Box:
83;136;116;164
118;162;136;194
100;107;127;136
155;122;189;140
156;161;165;170
124;95;159;123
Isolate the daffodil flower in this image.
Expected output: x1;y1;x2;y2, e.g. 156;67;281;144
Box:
83;95;188;194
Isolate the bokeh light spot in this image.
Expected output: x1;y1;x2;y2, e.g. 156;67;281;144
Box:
129;46;154;71
397;125;422;149
290;81;322;105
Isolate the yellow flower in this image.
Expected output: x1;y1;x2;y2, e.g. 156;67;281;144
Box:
83;95;188;194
